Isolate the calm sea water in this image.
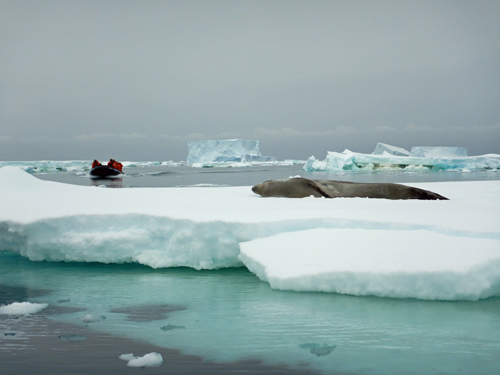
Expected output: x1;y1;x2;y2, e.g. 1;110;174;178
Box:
2;165;500;374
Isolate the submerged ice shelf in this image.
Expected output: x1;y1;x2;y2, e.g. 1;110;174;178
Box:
0;166;499;301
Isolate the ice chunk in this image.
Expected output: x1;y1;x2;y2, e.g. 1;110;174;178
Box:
410;146;468;157
82;314;106;323
239;228;500;301
0;302;48;315
160;324;185;331
372;143;410;156
119;352;163;367
300;343;336;357
186;139;275;163
58;334;87;342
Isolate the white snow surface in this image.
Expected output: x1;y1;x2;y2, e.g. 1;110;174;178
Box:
1;166;500;300
0;302;48;315
239;229;500;301
119;352;163;367
186;139;275;163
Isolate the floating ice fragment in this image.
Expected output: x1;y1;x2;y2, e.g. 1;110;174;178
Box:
82;314;106;323
239;228;500;301
160;324;185;331
119;352;163;367
0;302;48;315
4;333;16;336
58;334;87;342
57;298;70;303
300;343;336;357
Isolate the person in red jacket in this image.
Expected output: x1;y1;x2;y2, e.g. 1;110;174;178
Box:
107;158;123;172
92;160;101;168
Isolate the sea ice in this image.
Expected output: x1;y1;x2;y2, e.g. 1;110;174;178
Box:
299;343;336;357
82;314;106;323
160;324;185;331
58;334;87;342
119;352;163;367
0;302;48;315
0;166;499;301
186;139;275;163
239;228;500;301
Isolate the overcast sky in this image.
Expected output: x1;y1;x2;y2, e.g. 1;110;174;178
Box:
1;0;499;161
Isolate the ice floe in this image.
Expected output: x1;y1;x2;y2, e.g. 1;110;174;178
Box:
0;166;499;301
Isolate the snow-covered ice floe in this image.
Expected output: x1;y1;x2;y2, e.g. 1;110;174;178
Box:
304;145;500;172
0;166;499;301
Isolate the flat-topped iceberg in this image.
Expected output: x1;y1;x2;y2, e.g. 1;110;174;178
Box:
304;146;500;172
0;166;499;301
186;139;276;163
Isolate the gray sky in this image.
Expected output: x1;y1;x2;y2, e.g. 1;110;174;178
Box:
1;0;499;161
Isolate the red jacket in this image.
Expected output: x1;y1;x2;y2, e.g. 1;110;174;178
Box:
112;161;123;171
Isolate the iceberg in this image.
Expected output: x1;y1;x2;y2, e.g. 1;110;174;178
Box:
410;146;468;158
186;139;276;163
372;143;410;156
304;148;500;172
0;166;499;301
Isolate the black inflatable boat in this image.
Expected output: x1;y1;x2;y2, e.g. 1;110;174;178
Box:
90;165;123;177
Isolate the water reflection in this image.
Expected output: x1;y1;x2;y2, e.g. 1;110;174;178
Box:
90;178;123;188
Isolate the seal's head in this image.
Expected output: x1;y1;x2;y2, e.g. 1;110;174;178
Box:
252;180;287;197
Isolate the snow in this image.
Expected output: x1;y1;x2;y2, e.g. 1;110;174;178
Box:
1;166;500;301
0;302;48;315
186;139;275;163
304;148;500;172
372;143;410;156
119;352;163;367
239;229;500;301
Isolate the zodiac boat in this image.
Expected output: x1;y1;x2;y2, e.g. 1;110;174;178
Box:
89;165;123;177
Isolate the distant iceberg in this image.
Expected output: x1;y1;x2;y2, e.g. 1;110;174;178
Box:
304;144;500;172
409;146;468;158
372;143;410;156
187;139;276;164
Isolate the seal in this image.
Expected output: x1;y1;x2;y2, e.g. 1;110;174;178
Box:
252;178;448;200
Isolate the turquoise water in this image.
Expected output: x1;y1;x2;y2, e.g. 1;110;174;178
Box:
2;251;500;374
